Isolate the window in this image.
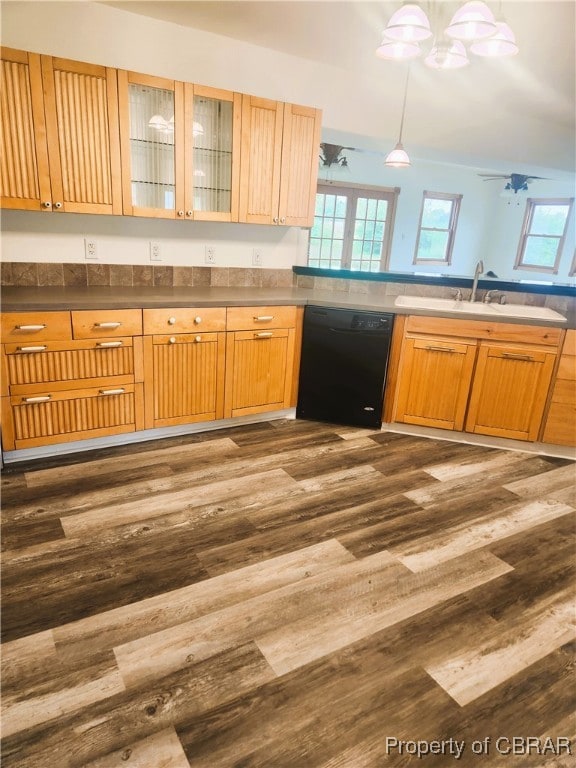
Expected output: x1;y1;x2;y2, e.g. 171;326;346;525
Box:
515;198;574;274
413;191;462;265
308;183;398;271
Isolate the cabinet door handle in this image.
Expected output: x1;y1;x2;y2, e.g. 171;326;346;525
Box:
15;324;46;331
195;335;202;343
253;315;274;322
96;341;123;348
186;210;193;217
273;217;279;224
17;345;47;353
424;345;455;353
94;321;121;329
54;201;62;209
42;201;52;209
23;395;51;403
502;353;534;361
280;217;286;224
254;332;273;338
99;388;126;396
177;210;185;217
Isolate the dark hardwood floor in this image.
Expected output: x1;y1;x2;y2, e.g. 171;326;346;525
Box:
1;419;575;767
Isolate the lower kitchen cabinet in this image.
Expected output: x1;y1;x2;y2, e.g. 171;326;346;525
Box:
542;329;576;446
390;315;563;443
0;310;145;450
393;334;477;431
466;342;557;441
143;332;226;428
224;305;301;418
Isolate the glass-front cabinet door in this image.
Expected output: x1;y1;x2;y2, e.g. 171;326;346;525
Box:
118;70;184;218
184;84;240;222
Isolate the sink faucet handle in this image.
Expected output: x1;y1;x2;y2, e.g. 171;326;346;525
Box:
483;289;504;304
450;288;463;301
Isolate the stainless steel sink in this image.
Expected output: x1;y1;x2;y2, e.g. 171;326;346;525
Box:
394;295;567;322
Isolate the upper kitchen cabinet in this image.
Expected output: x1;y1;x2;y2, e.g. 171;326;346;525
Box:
239;96;321;226
184;84;241;222
1;49;122;214
118;72;241;221
1;48;51;211
118;70;184;219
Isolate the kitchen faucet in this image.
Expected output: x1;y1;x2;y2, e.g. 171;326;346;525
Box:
469;260;484;302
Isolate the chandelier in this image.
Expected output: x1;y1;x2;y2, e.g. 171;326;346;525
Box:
376;1;518;69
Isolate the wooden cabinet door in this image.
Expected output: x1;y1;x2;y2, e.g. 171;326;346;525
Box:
239;95;283;224
542;330;576;446
0;47;51;211
118;70;184;218
41;56;122;214
393;335;477;431
144;333;226;428
185;84;241;222
466;343;557;441
278;103;321;227
224;328;296;417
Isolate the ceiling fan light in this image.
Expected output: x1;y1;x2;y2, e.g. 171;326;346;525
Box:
385;142;411;168
445;1;497;41
470;21;519;57
376;39;421;60
383;3;432;42
425;40;469;69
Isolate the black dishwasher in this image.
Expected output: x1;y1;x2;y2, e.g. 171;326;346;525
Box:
296;306;394;428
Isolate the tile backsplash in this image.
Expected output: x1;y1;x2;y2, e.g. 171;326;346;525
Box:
0;263;296;289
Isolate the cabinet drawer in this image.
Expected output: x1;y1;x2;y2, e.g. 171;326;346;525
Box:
9;383;140;449
226;305;297;330
1;312;72;342
4;338;135;393
72;309;142;338
143;308;226;335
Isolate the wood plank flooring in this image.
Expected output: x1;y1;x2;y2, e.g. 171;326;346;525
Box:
1;418;575;767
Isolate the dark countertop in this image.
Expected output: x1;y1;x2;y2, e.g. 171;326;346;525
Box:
1;286;574;329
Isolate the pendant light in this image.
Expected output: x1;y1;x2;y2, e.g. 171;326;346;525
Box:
376;38;421;60
382;2;432;42
425;39;469;69
385;68;411;168
471;19;519;57
445;1;497;41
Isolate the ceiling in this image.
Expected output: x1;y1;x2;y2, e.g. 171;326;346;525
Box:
103;1;576;172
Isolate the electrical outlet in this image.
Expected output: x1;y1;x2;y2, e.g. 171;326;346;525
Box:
252;248;263;266
84;239;98;260
205;245;216;264
150;242;162;262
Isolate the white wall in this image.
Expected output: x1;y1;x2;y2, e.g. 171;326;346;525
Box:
1;1;574;284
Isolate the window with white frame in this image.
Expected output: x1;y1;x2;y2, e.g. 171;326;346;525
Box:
515;198;574;273
413;191;462;265
308;183;398;271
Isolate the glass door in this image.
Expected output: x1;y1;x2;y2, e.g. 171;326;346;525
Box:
118;71;184;218
185;85;240;222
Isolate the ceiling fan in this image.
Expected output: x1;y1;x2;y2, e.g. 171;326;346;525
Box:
319;143;357;168
478;172;550;193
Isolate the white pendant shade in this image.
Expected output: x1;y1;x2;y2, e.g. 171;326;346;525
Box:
383;3;432;42
425;39;469;69
385;142;411;168
445;1;497;41
470;21;519;57
192;121;205;137
376;39;421;60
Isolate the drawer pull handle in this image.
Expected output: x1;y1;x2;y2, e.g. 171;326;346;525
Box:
424;346;455;353
96;341;123;348
15;324;46;331
502;353;534;361
194;316;202;324
169;337;177;344
99;388;125;396
195;335;202;342
17;345;47;353
254;332;273;339
253;315;274;322
168;317;177;325
23;395;51;403
94;322;121;329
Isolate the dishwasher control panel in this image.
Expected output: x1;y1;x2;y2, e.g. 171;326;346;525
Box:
350;314;393;331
